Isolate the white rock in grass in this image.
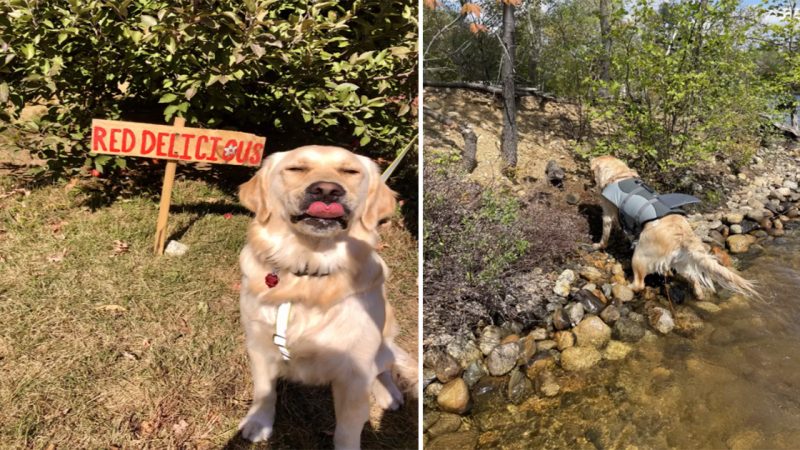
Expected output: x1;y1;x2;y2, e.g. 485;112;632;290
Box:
165;240;189;256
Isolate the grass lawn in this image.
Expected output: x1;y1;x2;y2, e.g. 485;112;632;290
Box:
0;157;418;448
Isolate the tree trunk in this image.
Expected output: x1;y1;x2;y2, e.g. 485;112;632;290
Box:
423;106;479;172
500;1;518;172
599;0;612;94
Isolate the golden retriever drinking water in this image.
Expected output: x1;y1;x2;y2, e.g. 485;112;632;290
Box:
236;145;417;449
590;155;758;300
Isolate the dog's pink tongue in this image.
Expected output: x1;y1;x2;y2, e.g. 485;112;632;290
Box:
307;201;344;219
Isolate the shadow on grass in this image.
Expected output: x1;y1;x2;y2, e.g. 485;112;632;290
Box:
221;380;417;449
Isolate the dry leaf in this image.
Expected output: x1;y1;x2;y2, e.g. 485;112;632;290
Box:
49;220;68;234
139;420;155;437
111;240;130;256
469;23;488;34
95;304;127;312
461;3;481;17
63;178;79;192
172;419;189;436
47;249;67;263
423;0;438;9
121;350;139;361
0;188;31;199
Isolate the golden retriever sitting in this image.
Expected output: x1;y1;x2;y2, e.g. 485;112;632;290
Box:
236;145;416;449
590;155;757;300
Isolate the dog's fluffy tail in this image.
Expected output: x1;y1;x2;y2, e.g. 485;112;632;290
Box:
680;240;760;299
389;341;419;397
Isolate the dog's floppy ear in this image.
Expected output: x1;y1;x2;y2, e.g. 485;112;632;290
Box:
359;156;397;231
239;153;281;223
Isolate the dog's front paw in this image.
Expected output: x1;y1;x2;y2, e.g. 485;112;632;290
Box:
238;409;274;442
372;376;404;411
591;242;606;251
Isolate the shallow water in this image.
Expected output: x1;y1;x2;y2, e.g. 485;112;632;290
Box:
478;231;800;449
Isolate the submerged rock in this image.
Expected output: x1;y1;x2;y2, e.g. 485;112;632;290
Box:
427;430;479;450
648;307;675;334
613;317;646;342
427;412;462;436
560;346;602;371
603;340;633;361
507;369;533;404
727;234;757;254
536;369;561;397
674;307;704;338
693;301;722;314
554;330;575;350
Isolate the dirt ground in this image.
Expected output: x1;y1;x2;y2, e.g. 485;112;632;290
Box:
424;88;592;204
0;142;418;449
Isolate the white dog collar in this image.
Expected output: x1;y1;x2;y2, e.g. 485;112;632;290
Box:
262;302;292;360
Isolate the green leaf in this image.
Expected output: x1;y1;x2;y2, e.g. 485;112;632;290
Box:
335;83;359;91
158;93;178;103
141;15;157;27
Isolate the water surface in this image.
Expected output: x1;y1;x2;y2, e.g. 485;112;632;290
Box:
478;230;800;449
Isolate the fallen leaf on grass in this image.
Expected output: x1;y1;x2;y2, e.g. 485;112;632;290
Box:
49;220;68;234
47;249;67;263
94;304;127;312
111;240;130;257
172;419;189;437
121;350;139;361
0;188;31;199
63;178;79;192
223;212;233;219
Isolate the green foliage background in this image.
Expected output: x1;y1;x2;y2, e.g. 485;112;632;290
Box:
423;0;799;182
0;0;417;177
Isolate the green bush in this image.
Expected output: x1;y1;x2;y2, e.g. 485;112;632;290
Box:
0;0;417;176
587;0;770;178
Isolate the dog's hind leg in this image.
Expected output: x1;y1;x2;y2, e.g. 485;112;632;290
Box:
238;337;280;442
593;200;616;250
629;250;647;293
371;343;404;411
333;376;372;450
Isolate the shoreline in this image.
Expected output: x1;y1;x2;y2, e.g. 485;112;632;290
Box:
423;143;800;448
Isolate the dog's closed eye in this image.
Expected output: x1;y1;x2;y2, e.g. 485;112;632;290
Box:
339;168;360;175
286;166;308;173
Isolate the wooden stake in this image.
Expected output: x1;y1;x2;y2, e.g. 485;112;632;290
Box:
153;117;185;255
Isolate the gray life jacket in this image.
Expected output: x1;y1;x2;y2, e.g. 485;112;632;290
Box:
601;178;701;239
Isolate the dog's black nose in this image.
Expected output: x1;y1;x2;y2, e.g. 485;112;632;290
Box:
307;181;345;198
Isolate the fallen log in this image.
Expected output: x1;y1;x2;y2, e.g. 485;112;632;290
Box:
771;121;800;140
423;106;478;173
759;113;800;140
423;81;560;106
